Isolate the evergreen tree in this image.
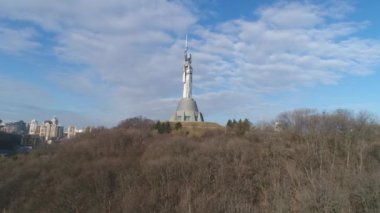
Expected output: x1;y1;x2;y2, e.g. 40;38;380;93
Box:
174;122;182;130
226;119;233;129
243;118;251;131
154;121;166;134
165;122;172;133
236;119;243;135
154;121;161;130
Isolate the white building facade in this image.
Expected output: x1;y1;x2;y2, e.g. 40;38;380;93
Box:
29;119;38;135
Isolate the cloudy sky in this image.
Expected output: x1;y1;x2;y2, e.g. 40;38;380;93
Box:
0;0;379;127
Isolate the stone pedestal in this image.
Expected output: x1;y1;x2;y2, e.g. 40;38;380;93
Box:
170;98;204;122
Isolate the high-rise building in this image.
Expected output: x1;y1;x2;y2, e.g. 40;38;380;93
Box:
49;116;59;138
38;116;63;141
2;121;27;135
67;126;76;139
57;126;64;138
39;120;52;140
170;35;204;122
29;119;38;135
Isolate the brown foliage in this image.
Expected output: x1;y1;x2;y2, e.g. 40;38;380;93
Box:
0;110;379;212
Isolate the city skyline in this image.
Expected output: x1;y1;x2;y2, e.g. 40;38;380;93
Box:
0;0;380;127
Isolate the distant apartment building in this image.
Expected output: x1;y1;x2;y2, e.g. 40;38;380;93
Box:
37;116;64;141
50;116;58;138
0;120;4;132
67;126;76;139
29;119;39;135
1;121;27;135
39;120;51;140
57;126;64;138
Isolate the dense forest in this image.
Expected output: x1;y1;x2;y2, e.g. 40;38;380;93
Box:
0;109;379;212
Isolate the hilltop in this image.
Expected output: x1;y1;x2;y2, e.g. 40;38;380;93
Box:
0;110;379;212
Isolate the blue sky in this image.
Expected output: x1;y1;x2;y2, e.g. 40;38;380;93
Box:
0;0;379;127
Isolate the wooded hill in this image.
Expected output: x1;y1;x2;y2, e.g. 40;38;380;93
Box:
0;109;379;212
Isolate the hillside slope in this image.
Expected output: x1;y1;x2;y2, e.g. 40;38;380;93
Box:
1;112;379;212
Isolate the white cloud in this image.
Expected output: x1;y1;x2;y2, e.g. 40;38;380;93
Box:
0;26;39;54
191;3;380;93
257;2;323;29
0;0;379;125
